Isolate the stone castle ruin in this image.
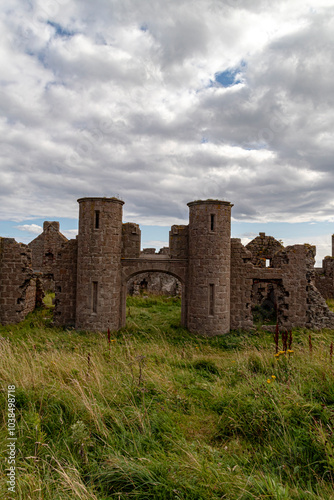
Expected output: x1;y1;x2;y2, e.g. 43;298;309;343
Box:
1;197;334;335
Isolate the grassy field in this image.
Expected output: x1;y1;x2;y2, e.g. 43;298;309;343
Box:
1;296;334;499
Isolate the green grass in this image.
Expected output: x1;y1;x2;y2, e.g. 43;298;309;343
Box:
326;298;334;312
43;292;55;308
1;296;334;498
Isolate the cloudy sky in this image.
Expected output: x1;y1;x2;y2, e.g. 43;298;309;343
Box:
0;0;333;264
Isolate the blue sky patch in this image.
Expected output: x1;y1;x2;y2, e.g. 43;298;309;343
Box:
215;68;241;87
214;61;246;87
47;21;75;38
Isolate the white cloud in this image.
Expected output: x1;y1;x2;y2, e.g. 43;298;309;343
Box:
16;224;43;234
0;0;333;230
62;228;78;239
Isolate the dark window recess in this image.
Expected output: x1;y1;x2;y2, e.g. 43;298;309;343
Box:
92;281;98;313
210;214;215;231
45;251;54;263
95;210;100;229
209;283;215;316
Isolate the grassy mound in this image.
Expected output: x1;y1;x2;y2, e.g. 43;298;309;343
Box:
0;296;334;499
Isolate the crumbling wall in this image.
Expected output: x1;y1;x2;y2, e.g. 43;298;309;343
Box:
271;245;310;328
28;221;68;292
231;239;334;331
315;257;334;299
246;233;283;267
127;272;181;296
271;244;334;329
0;238;36;325
141;248;156;255
54;239;78;327
303;252;334;329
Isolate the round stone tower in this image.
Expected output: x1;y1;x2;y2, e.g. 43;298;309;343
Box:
75;197;124;331
187;199;233;335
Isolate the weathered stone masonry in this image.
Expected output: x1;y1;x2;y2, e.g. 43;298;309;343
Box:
2;197;334;334
28;221;68;292
0;238;36;325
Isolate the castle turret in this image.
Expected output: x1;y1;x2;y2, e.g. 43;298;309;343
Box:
75;197;124;331
187;200;233;335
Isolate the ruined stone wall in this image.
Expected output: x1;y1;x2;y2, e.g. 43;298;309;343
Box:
158;247;170;255
28;221;68;292
230;238;334;331
271;245;310;328
271;244;334;330
127;272;181;296
246;233;283;267
29;221;68;271
0;238;36;325
53;239;78;327
141;248;156;254
302;251;334;329
315;257;334;299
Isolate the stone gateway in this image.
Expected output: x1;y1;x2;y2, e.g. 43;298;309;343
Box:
1;197;334;335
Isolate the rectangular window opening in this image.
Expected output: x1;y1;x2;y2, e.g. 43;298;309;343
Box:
265;259;271;267
209;283;215;316
95;210;100;229
210;214;215;232
92;281;98;313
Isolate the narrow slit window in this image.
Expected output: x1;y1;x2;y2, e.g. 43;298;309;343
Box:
92;281;98;313
265;259;271;268
209;283;215;316
95;210;100;229
210;214;215;232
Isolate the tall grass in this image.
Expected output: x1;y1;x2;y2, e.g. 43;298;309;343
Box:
0;297;334;498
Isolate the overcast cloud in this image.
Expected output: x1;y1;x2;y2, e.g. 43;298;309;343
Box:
0;0;333;227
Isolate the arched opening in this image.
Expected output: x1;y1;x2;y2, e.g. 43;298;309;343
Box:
121;269;186;329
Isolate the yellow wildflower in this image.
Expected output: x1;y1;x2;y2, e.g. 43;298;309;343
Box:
267;379;271;383
271;375;276;379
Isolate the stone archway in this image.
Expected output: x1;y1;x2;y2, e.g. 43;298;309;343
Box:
120;267;187;329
